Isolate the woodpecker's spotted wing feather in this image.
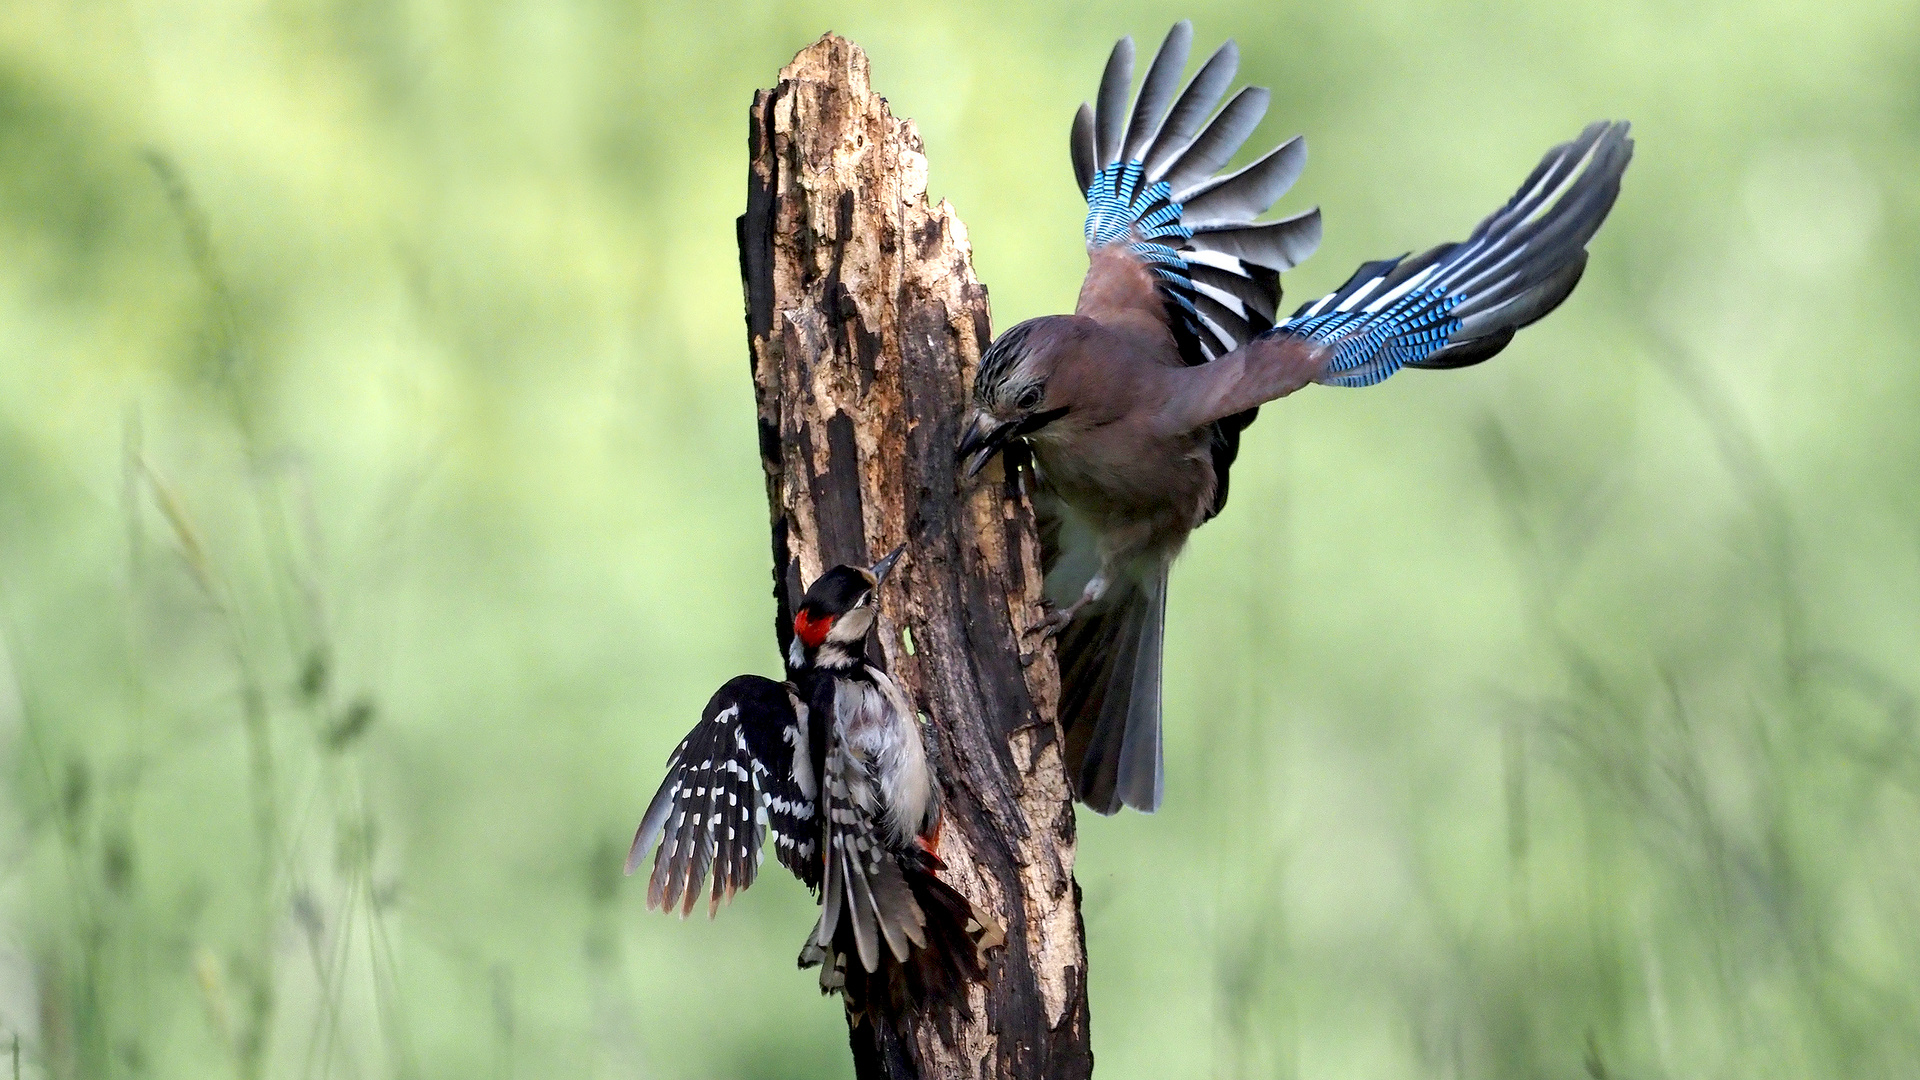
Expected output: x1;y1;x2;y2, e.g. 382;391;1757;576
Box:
642;721;727;914
833;828;880;972
813;728;926;973
626;675;817;916
1269;121;1632;387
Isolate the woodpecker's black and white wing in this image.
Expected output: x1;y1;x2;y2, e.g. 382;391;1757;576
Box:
626;674;819;917
1271;121;1633;388
810;731;929;976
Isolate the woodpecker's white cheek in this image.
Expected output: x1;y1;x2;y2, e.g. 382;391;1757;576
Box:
828;608;875;643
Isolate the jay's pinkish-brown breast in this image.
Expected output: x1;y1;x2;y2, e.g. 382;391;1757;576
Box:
1030;415;1215;554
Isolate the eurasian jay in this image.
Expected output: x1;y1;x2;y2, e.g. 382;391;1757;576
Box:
958;22;1633;814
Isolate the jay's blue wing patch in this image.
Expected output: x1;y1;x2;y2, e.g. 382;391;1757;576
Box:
1084;161;1195;309
1285;287;1464;388
1076;23;1321;367
1074;21;1322;519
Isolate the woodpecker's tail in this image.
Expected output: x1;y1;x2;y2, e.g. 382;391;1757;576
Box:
1057;564;1167;815
800;847;996;1022
1075;21;1322;365
1274;121;1634;387
799;740;995;1010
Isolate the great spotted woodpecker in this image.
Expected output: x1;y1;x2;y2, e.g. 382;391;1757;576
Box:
626;546;990;1008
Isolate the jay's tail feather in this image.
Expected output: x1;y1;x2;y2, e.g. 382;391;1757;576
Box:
1272;121;1634;387
1058;566;1168;815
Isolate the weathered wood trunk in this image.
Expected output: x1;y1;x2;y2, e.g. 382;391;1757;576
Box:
737;34;1093;1080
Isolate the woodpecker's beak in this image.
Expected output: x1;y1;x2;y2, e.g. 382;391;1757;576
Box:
868;543;906;586
957;412;1016;480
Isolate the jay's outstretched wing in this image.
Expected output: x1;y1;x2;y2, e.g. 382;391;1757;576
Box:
1071;21;1324;519
1274;121;1634;389
1075;22;1322;361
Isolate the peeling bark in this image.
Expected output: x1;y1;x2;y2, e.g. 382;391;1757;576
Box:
738;33;1092;1080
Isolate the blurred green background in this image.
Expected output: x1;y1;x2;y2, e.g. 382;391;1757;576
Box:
3;0;1918;1076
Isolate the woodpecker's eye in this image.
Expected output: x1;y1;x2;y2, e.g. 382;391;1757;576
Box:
1015;384;1044;411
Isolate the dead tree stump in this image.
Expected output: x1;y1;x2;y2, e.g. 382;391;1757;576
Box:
737;33;1093;1080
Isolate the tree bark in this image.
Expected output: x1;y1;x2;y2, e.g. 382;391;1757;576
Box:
738;34;1092;1080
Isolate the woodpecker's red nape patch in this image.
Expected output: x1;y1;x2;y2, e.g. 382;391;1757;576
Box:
793;609;833;649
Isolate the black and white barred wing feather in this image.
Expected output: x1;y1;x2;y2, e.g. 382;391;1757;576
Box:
808;736;928;978
1273;121;1633;388
625;674;818;917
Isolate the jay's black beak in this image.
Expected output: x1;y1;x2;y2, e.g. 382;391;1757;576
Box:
957;412;1016;480
868;543;907;586
957;408;1068;480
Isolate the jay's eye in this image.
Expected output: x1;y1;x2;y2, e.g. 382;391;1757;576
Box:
1016;385;1044;410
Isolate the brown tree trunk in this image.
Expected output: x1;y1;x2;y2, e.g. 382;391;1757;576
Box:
738;33;1093;1080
